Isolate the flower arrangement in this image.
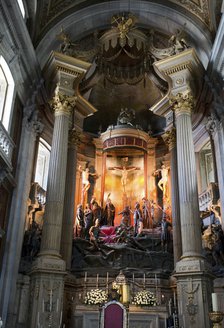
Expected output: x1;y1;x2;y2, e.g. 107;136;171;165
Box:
84;289;108;305
132;290;157;306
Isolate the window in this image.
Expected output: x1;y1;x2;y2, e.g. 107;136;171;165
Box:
34;138;51;190
17;0;25;18
0;56;15;130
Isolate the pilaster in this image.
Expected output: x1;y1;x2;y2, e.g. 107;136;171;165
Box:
61;129;81;270
163;128;182;265
206;112;224;229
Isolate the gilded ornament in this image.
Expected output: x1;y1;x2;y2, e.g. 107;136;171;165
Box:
169;92;194;115
163;128;176;150
50;86;77;117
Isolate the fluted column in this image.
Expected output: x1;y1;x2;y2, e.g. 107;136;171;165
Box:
61;129;80;269
171;92;202;258
154;48;212;328
163;128;182;264
40;89;75;257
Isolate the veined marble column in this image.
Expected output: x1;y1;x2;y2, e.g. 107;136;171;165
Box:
171;92;202;258
61;129;80;269
163;128;182;265
0;106;43;327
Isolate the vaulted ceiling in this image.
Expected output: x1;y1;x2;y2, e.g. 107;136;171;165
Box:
26;0;222;135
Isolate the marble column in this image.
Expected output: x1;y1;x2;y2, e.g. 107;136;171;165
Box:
163;128;182;265
154;48;213;328
29;87;76;328
171;92;202;258
170;92;212;328
40;89;75;257
61;129;80;270
0;106;43;327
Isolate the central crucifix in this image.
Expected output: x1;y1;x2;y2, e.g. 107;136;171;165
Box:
108;158;140;193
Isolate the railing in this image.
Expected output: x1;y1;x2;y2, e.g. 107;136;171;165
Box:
0;121;14;167
199;182;219;211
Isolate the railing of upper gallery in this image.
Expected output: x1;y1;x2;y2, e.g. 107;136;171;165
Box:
0;120;14;168
198;182;220;212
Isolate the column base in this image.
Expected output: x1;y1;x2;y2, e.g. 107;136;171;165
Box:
29;256;67;327
174;257;213;328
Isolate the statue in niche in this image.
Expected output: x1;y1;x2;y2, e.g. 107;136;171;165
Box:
117;107;135;125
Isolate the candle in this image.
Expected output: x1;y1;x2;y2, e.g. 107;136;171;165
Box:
84;271;87;282
155;274;157;285
37;312;40;326
106;272;109;284
132;273;135;283
173;291;176;308
42;300;45;312
59;311;62;326
122;284;130;304
168;298;172;315
56;299;59;312
143;273;146;286
212;293;219;312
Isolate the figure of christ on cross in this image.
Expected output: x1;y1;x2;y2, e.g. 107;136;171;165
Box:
108;165;140;193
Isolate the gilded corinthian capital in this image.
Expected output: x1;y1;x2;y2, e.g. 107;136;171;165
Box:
50;85;77;117
169;91;194;116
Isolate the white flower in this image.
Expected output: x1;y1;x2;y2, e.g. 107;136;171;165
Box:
132;290;157;306
84;289;108;305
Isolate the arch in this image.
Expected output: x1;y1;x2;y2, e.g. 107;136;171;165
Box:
36;1;212;69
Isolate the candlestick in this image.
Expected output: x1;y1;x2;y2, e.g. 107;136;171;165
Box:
49;289;53;312
212;293;219;312
173;291;176;308
168;298;172;316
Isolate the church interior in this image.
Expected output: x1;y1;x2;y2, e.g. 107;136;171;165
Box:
1;0;224;327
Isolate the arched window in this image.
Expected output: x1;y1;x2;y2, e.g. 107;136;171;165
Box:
17;0;25;18
0;56;15;131
34;138;51;190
